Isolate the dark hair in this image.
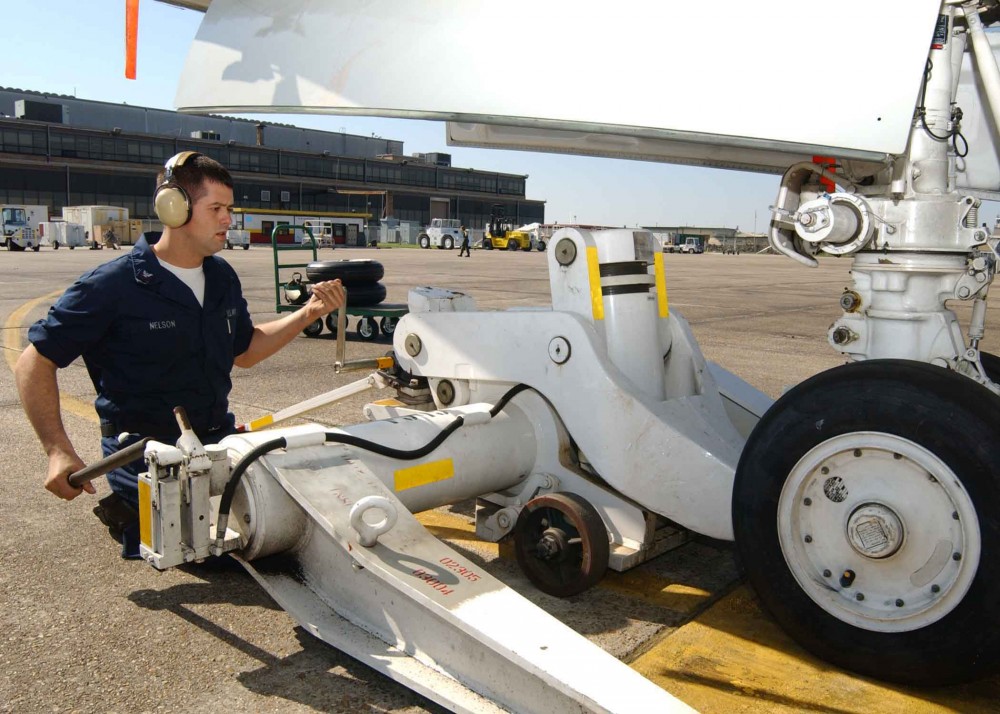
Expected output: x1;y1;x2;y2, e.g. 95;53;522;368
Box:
156;153;233;204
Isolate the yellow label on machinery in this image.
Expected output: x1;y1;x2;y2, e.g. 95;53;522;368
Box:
248;414;275;431
394;458;455;491
653;252;670;318
586;246;604;321
138;478;152;548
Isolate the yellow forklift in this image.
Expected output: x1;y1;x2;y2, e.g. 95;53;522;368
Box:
482;204;532;251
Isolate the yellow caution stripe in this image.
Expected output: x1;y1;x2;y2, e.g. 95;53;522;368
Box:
138;478;152;549
586;246;604;321
653;252;669;318
395;458;454;491
248;414;275;431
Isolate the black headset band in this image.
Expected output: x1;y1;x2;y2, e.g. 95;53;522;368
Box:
162;151;201;183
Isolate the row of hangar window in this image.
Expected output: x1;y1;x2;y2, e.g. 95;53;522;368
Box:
0;124;526;197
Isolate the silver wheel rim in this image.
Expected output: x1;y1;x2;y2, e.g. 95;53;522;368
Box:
778;431;980;632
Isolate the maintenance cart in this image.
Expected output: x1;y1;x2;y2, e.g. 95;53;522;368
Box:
271;223;407;340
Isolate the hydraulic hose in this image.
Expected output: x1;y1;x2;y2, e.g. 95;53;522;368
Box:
215;436;286;545
323;415;465;459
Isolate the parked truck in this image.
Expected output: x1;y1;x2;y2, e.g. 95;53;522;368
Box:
225;227;251;249
417;217;463;249
662;235;704;254
1;204;48;251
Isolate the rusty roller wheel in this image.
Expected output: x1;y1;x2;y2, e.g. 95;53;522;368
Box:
513;492;609;597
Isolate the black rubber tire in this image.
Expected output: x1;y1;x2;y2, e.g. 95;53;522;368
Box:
513;492;609;597
537;241;546;251
346;282;387;307
306;260;384;285
418;234;430;249
225;241;232;249
356;316;379;341
53;242;60;250
302;319;323;338
483;239;493;250
379;317;397;335
981;351;1000;383
242;244;249;250
324;313;340;336
734;359;1000;686
31;245;39;252
507;240;519;251
443;236;454;250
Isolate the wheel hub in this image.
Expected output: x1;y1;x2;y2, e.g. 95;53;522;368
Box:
846;503;904;559
536;527;569;561
777;432;981;633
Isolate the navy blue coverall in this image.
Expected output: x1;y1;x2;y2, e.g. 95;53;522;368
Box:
28;235;255;556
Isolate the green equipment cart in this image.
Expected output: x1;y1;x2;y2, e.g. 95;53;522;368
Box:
271;223;407;340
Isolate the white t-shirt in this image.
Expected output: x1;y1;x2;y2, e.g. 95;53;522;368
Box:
159;260;206;307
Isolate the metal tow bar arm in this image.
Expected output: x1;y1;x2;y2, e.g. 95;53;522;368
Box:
224;434;696;714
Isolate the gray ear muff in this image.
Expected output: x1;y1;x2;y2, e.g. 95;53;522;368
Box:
154;151;200;228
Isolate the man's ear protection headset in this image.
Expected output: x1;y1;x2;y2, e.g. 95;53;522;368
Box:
154;151;201;228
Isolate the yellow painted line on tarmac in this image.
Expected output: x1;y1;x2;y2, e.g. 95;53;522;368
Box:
630;585;997;713
415;509;499;554
4;290;98;423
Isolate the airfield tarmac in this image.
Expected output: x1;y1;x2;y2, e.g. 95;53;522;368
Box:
1;244;998;713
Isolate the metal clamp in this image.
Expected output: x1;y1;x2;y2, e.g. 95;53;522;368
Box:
350;496;398;547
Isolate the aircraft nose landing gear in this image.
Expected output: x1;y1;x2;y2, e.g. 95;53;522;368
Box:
734;359;1000;686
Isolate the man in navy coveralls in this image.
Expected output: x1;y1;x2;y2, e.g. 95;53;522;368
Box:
15;154;346;557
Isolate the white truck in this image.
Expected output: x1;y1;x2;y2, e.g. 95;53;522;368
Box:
1;204;47;251
417;217;462;249
225;228;251;249
662;235;704;254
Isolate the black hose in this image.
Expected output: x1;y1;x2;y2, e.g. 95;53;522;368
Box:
489;383;532;417
215;436;286;542
324;416;465;459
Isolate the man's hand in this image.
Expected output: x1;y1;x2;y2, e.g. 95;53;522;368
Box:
235;279;349;368
304;279;347;318
45;446;92;500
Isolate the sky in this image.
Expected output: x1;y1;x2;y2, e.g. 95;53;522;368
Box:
3;2;814;229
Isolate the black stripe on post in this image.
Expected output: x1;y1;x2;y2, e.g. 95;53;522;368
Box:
602;284;653;296
599;261;648;277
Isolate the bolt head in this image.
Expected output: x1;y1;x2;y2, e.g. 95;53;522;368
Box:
404;333;422;357
548;336;571;364
554;238;577;266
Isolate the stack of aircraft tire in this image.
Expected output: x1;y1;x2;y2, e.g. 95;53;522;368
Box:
298;259;397;340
